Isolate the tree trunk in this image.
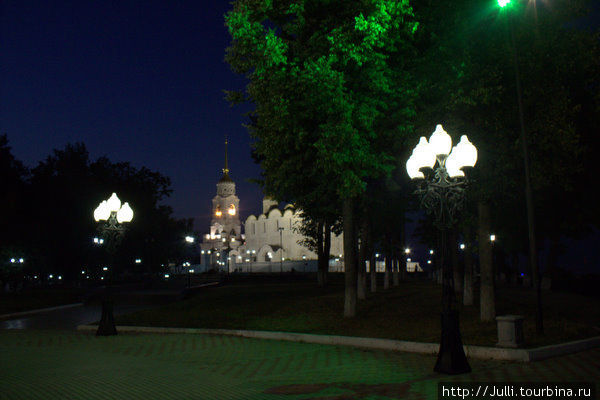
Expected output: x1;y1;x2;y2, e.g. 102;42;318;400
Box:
343;197;358;318
400;216;407;281
463;227;474;306
364;218;376;293
451;230;463;296
384;256;391;290
322;223;331;286
357;218;367;300
478;202;495;322
317;220;325;287
370;255;377;292
393;257;399;286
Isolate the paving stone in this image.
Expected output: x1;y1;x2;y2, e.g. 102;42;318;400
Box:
1;330;598;399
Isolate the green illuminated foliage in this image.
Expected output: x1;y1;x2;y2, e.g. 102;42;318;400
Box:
225;0;419;315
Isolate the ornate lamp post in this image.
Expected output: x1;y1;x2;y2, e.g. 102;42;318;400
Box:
93;192;133;336
406;124;477;374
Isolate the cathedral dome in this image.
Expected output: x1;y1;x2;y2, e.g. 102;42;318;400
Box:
218;173;233;183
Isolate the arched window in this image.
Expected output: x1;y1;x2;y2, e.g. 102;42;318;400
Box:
215;206;222;217
228;204;236;216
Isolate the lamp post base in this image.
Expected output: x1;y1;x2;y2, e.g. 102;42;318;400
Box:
96;300;118;336
434;310;470;374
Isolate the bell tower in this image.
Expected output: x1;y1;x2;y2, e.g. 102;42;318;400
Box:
209;137;241;240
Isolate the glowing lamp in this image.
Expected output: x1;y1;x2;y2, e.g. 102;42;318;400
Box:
498;0;510;7
94;201;111;221
445;148;465;178
107;193;122;213
413;136;436;168
185;236;195;243
116;202;134;223
429;125;452;156
455;135;478;168
406;155;425;179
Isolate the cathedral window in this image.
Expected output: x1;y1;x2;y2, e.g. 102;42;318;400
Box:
215;206;222;217
228;204;236;216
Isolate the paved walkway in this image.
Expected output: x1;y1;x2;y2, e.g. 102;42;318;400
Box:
1;330;598;399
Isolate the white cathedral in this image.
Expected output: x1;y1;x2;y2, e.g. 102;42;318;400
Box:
199;141;344;272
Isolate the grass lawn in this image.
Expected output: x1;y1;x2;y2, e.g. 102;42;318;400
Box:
115;276;600;348
0;286;86;315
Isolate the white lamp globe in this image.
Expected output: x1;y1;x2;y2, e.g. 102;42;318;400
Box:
94;201;111;221
107;193;122;213
445;148;465;178
455;135;478;168
116;202;134;223
428;124;452;156
413;137;436;169
406;155;425;179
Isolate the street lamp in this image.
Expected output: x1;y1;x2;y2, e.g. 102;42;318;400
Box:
93;192;134;336
497;0;542;335
406;124;477;374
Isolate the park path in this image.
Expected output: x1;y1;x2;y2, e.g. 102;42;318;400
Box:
1;330;598;400
0;287;181;330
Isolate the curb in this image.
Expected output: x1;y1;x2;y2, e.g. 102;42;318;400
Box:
75;324;600;362
1;303;84;319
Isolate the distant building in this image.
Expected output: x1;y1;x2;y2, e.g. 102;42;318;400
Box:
199;139;244;269
199;140;343;271
239;197;344;263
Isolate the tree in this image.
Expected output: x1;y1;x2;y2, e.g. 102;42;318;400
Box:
0;135;28;253
410;0;600;329
296;211;342;286
25;143;189;278
225;0;418;317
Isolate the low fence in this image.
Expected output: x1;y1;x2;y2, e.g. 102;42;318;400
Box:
176;260;393;274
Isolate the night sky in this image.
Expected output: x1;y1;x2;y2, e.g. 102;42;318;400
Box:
2;1;599;271
1;1;263;231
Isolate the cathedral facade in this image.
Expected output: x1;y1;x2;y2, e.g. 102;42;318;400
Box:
199;141;343;271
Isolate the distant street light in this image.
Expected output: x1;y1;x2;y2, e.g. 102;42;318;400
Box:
185;236;195;243
406;124;477;374
93;192;134;337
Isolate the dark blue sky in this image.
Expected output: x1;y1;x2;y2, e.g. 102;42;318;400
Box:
1;1;263;231
2;1;599;271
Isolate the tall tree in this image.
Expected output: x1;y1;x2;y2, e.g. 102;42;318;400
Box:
410;0;599;330
26;143;189;278
225;0;419;317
